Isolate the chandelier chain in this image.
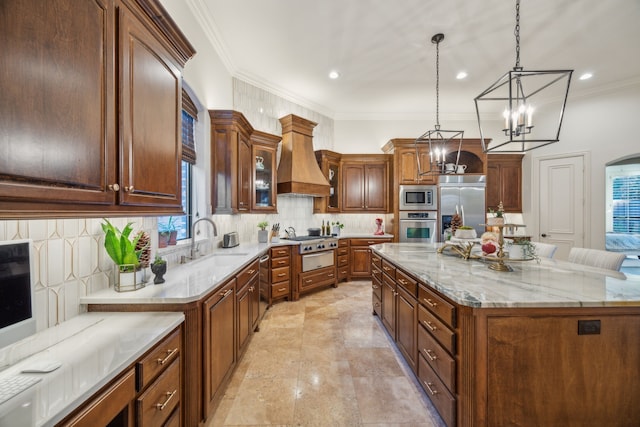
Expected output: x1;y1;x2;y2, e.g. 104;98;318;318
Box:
514;0;521;69
435;37;440;127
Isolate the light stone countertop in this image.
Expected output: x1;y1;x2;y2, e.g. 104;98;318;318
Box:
81;243;273;305
0;312;184;427
371;243;640;308
80;235;394;305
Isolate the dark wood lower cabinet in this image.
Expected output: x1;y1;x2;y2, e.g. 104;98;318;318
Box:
396;286;417;373
203;279;236;416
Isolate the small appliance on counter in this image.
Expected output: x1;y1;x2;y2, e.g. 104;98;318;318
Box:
222;232;239;248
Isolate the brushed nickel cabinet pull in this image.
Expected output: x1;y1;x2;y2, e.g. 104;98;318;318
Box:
124;186;134;192
423;320;437;331
157;348;178;365
423;381;438;396
278;260;286;265
367;241;374;244
305;279;313;283
328;273;334;277
423;298;437;307
277;273;286;277
398;279;407;285
425;349;437;361
278;287;286;292
247;269;256;274
372;284;379;289
155;390;177;410
220;289;232;297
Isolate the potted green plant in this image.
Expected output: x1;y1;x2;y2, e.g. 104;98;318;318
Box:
331;221;344;236
151;254;167;284
487;201;505;226
507;237;539;261
101;219;147;291
158;216;176;247
257;221;269;243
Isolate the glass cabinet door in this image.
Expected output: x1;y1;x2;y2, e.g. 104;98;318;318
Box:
253;145;276;211
327;161;340;211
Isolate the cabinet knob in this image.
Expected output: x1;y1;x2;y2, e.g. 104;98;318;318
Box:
124;186;134;192
108;183;120;192
541;233;548;238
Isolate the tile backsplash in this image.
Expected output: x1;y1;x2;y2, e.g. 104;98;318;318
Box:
0;196;391;333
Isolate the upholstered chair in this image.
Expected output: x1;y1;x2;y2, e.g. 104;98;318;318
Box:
568;247;626;271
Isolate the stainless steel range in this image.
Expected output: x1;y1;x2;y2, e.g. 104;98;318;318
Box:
287;236;338;254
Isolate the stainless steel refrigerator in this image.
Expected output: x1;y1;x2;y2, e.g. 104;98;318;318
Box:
439;175;486;240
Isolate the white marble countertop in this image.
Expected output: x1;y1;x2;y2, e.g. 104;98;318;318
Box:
81;244;271;305
0;312;184;427
371;243;640;308
81;235;394;305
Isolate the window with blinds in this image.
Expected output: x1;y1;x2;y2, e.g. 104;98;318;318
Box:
612;174;640;233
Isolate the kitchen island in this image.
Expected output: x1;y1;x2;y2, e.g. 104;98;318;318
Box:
370;243;640;427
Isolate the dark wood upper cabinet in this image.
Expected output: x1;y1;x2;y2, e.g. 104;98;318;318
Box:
209;110;254;214
486;154;524;213
0;0;195;218
341;154;391;213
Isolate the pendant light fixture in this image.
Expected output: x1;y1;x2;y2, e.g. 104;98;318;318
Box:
415;33;464;176
474;0;573;152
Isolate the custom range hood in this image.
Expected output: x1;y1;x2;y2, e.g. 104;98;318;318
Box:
277;114;330;197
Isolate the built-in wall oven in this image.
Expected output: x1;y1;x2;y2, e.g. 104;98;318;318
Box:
398;211;438;243
399;185;437;211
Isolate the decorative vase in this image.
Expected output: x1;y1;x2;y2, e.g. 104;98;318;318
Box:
151;262;167;284
258;230;269;243
114;264;145;292
487;217;504;226
159;232;170;248
374;219;384;235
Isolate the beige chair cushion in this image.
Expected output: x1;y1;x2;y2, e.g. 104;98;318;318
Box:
532;242;558;259
568;247;626;271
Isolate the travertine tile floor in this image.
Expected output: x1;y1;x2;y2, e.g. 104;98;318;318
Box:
207;281;447;427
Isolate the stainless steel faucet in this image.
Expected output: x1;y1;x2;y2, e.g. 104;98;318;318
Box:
189;217;218;260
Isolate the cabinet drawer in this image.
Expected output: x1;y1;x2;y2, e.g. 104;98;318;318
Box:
137;357;180;427
371;252;382;268
372;293;381;317
418;323;455;392
299;266;336;291
271;281;290;298
271;256;290;268
337;254;349;267
396;268;417;297
237;259;259;289
271;266;290;283
350;238;389;247
271;246;291;258
137;327;181;390
205;279;235;307
381;259;396;279
418;304;455;355
418;284;456;328
337;266;349;280
338;239;348;247
337;246;349;256
418;354;456;427
371;274;382;299
371;265;382;286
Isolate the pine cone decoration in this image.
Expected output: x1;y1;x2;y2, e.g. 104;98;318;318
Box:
135;231;151;268
450;213;463;234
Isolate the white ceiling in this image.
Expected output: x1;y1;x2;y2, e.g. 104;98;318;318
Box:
186;0;640;120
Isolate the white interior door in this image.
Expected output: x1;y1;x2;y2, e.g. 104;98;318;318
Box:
537;154;587;260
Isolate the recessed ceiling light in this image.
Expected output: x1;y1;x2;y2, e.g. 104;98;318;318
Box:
328;70;340;80
579;73;593;80
456;71;468;80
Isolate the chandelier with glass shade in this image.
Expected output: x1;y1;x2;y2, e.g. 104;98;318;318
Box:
474;0;573;153
415;33;464;176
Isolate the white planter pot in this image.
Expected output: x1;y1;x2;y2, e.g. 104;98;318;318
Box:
508;244;526;259
332;226;341;236
455;229;477;239
258;230;269;243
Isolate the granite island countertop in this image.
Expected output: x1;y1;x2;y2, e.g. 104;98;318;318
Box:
371;243;640;308
0;312;184;427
